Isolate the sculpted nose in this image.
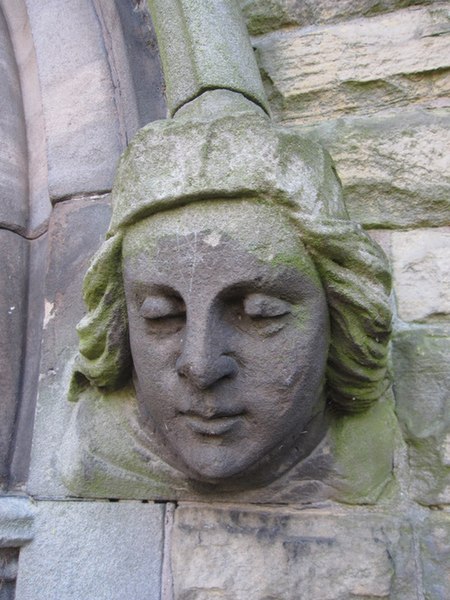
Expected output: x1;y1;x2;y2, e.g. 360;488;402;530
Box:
176;335;238;390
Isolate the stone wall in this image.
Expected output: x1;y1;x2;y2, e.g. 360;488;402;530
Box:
1;0;449;598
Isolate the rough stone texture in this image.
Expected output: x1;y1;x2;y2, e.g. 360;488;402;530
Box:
240;0;438;34
392;228;450;322
0;231;28;487
393;328;450;505
300;109;450;228
148;0;269;116
419;511;450;599
0;548;18;600
171;504;417;599
254;4;450;124
0;7;28;233
27;197;111;498
15;501;164;600
0;497;35;548
24;0;124;200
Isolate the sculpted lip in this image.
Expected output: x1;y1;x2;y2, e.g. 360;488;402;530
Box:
181;411;245;436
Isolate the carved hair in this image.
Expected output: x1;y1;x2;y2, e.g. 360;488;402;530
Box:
69;210;391;414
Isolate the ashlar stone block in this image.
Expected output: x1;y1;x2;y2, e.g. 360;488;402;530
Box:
15;500;164;600
392;228;450;322
27;196;111;498
171;504;416;600
24;0;124;199
393;328;450;505
254;4;450;124
300;109;450;228
419;511;450;600
241;0;438;35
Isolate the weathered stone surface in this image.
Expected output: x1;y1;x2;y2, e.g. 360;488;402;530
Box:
8;234;47;488
172;504;417;599
27;197;111;498
113;0;165;129
0;548;18;600
0;231;28;487
393;328;450;505
254;5;450;124
15;501;164;600
148;0;269;116
24;0;124;200
0;7;28;232
300;109;450;228
419;511;450;599
392;228;450;322
240;0;438;35
2;0;52;236
0;497;35;548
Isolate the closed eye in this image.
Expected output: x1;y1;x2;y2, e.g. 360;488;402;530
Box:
139;295;186;335
140;295;185;320
243;293;292;319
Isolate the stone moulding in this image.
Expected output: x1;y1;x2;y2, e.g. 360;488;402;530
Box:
0;497;34;548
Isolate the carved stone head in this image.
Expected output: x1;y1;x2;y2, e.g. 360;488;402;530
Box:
68;92;392;488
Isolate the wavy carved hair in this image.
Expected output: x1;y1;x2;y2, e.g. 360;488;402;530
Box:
69;209;392;414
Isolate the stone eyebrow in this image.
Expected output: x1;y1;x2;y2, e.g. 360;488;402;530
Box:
140;296;185;319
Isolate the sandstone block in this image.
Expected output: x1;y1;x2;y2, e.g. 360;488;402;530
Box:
27;197;111;498
254;4;450;123
393;328;450;505
24;0;124;199
240;0;438;35
15;501;164;600
392;228;450;322
300;109;450;228
171;504;416;599
419;512;450;599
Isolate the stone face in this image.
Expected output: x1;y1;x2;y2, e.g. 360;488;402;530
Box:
27;197;111;498
171;504;416;600
0;231;28;487
240;0;438;34
15;501;164;600
254;5;450;124
300;109;450;228
392;228;450;322
393;328;450;505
